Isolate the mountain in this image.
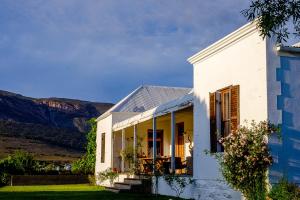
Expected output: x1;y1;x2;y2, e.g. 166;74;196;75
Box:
0;90;113;161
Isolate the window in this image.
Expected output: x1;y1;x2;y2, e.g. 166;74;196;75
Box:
101;133;105;163
222;89;231;138
147;129;164;157
209;85;240;152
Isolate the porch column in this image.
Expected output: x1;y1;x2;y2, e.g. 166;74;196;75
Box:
110;131;113;169
121;129;125;172
171;111;176;173
133;124;137;163
153;116;157;172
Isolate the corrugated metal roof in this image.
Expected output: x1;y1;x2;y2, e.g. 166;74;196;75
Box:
114;85;191;112
113;90;194;131
96;85;191;121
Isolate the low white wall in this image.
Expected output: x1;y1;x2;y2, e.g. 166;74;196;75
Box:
153;176;241;200
96;173;134;187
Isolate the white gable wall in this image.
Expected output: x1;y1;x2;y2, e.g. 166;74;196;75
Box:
95;114;113;176
95;112;139;177
193;28;268;180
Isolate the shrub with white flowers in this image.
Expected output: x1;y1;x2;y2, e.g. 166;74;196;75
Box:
216;121;280;200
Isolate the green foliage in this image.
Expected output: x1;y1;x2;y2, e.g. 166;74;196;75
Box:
269;179;300;200
88;175;96;186
72;118;97;174
0;150;36;175
97;168;119;186
163;173;194;198
242;0;300;43
0;173;10;186
0;150;38;185
120;146;134;166
120;135;145;175
214;121;280;200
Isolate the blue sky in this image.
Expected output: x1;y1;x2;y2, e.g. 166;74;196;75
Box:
0;0;252;103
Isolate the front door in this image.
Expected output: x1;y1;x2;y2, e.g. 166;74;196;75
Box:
175;122;185;161
147;129;164;157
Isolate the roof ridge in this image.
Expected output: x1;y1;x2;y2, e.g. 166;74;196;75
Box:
142;85;192;90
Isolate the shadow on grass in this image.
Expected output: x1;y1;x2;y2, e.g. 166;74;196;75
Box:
0;191;174;200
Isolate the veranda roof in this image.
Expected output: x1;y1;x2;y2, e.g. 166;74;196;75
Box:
112;90;194;131
97;85;191;121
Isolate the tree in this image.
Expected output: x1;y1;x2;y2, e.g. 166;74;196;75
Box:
72;118;97;174
242;0;300;43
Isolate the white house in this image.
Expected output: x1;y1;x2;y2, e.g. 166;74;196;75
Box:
95;21;300;199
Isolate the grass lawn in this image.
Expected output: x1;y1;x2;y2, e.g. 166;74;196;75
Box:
0;184;174;200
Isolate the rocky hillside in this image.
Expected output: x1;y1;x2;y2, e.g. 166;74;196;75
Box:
0;90;113;153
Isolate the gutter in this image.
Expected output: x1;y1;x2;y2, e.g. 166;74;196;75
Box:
276;46;300;54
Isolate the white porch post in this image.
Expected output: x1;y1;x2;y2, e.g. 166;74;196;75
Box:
121;129;125;172
153;116;157;172
171;111;176;173
133;124;137;163
111;131;114;169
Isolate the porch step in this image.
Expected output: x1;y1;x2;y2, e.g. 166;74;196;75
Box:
105;178;152;194
114;182;132;190
123;178;143;185
105;186;121;193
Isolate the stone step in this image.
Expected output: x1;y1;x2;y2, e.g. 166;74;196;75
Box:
105;186;120;193
114;182;132;190
105;178;152;194
123;178;143;185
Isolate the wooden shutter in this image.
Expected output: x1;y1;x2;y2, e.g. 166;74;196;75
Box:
209;92;217;152
230;85;240;133
101;133;105;163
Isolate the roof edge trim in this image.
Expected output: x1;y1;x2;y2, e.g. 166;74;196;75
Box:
187;21;258;65
276;46;300;54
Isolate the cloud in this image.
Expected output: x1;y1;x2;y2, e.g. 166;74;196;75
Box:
0;0;250;102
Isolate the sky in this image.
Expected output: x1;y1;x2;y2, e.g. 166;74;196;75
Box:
0;0;254;103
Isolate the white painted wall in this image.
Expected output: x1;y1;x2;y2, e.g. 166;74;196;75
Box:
96;112;140;175
266;38;282;125
193;28;268;181
153;176;241;200
95;115;113;175
267;49;300;184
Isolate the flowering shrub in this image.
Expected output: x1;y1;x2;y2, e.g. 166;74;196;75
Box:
97;168;118;186
217;121;280;200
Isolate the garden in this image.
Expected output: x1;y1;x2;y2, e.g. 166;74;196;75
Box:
1;120;300;200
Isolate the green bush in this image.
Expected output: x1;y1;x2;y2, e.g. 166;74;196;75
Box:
0;150;36;175
0;173;10;186
212;121;280;200
88;175;96;186
72;118;96;175
269;179;300;200
0;150;39;185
